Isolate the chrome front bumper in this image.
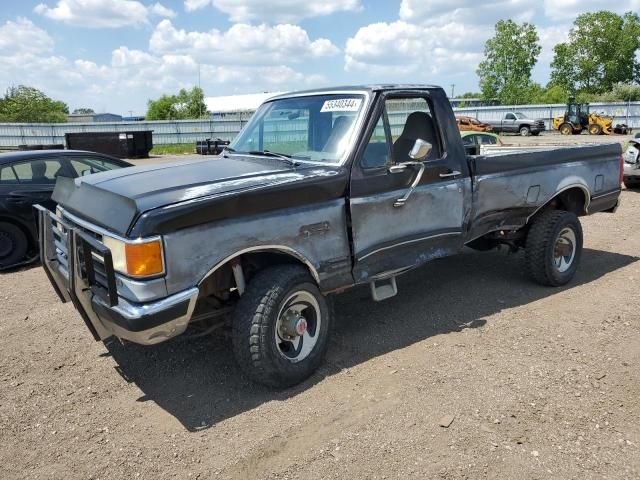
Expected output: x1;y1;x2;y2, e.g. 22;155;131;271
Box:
36;206;198;345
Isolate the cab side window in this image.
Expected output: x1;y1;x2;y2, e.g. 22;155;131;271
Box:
386;97;441;162
362;114;390;169
505;113;516;120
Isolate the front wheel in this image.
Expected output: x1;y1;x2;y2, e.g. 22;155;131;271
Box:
231;265;331;388
519;126;531;137
559;123;573;135
624;179;640;190
524;210;583;286
0;222;28;268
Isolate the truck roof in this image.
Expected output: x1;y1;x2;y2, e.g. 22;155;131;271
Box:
269;84;442;101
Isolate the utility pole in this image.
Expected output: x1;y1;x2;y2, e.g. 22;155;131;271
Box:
198;64;202;118
450;84;455;99
128;110;133;118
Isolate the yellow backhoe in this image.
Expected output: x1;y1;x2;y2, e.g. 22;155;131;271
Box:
552;99;630;135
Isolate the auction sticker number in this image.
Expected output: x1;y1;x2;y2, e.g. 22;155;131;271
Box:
320;98;362;113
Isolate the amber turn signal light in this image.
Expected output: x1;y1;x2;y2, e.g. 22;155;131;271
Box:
124;240;164;277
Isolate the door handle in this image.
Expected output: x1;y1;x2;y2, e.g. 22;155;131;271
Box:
439;170;461;179
392;162;425;208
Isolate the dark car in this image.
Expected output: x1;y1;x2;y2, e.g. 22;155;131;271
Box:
0;150;131;269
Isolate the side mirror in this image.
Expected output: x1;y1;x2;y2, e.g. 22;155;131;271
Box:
408;138;432;161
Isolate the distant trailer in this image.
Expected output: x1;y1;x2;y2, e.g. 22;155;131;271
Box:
65;131;153;159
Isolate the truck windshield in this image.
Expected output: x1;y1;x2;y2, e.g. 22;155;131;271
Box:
230;94;366;164
514;112;528;119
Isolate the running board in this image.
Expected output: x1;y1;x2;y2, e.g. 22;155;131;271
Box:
370;276;398;302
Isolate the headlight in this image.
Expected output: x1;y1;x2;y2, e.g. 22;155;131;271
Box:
102;236;165;278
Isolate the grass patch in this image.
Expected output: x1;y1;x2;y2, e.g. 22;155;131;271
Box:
150;144;196;155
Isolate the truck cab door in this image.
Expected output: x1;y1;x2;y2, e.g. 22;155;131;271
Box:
504;113;516;132
349;93;468;283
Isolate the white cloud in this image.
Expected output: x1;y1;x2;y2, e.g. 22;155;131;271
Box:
150;20;339;64
186;0;361;23
0;18;54;56
345;20;486;76
399;0;534;25
150;2;176;18
34;0;177;28
184;0;210;11
543;0;640;21
0;19;327;114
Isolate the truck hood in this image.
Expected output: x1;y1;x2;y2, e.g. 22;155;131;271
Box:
53;155;348;237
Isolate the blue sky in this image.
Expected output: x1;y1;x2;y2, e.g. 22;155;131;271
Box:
0;0;638;115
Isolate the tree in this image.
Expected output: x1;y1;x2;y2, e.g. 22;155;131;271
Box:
525;84;569;104
146;86;208;120
550;11;640;95
477;20;542;105
0;86;68;123
72;108;95;114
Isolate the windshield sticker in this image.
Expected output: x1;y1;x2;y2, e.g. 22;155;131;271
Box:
320;98;362;113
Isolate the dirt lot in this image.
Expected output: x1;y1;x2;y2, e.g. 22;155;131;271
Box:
2;137;640;479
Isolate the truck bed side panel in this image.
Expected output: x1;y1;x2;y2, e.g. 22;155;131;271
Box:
467;143;621;241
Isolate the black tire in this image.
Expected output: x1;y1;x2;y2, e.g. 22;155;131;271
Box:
525;210;583;287
588;124;602;135
624;180;640;189
232;265;331;388
519;126;531;137
0;222;28;268
559;123;573;135
531;131;540;136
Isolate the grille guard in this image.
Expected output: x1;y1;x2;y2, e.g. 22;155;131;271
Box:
35;205;119;340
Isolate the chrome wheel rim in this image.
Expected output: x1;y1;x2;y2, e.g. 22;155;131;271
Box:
553;227;577;273
274;290;321;363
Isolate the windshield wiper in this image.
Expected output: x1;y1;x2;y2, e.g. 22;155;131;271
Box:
247;150;300;167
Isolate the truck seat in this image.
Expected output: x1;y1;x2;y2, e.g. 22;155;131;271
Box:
393;112;438;162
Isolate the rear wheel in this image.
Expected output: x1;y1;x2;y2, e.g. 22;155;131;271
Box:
559;123;573;135
231;265;331;388
0;222;28;268
588;124;602;135
525;211;583;286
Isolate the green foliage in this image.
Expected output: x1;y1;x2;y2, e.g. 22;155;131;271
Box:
72;108;95;114
0;85;68;123
150;144;196;155
577;82;640;102
458;92;482;99
146;87;208;120
477;20;542;105
526;84;570;104
550;11;640;95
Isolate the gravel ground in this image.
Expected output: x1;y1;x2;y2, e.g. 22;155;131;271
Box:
2;141;640;479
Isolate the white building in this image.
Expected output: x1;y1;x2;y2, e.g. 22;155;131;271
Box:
205;92;286;116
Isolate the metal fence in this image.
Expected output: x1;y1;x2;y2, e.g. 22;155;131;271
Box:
0;101;638;148
0;114;254;148
454;101;640;130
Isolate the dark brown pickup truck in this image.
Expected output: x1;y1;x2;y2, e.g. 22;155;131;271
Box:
37;84;622;388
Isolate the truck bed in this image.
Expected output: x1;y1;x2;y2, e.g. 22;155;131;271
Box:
466;143;621;241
